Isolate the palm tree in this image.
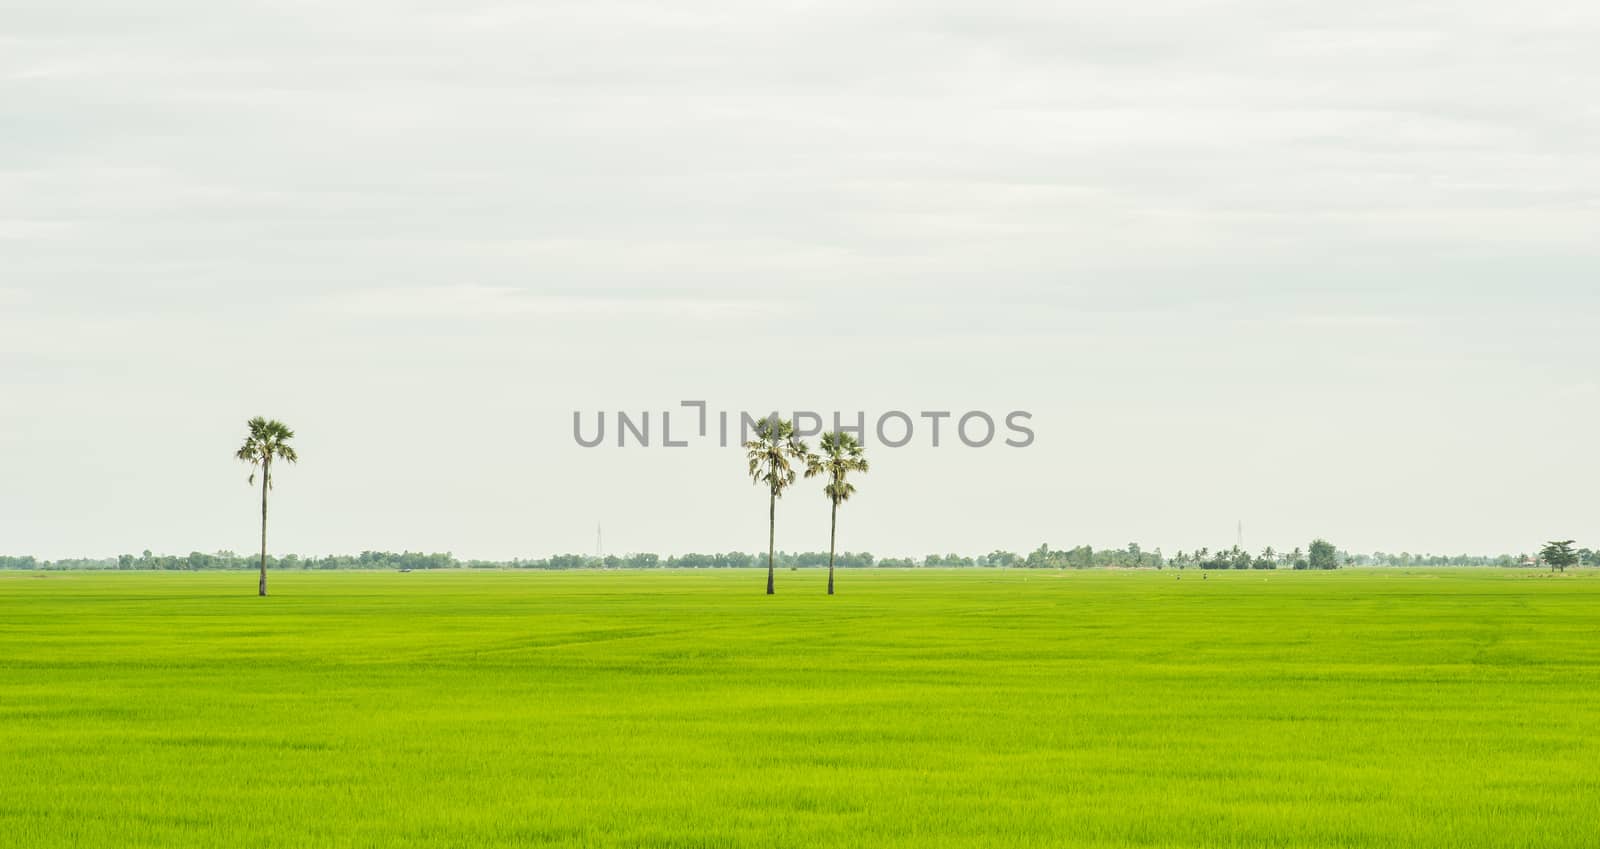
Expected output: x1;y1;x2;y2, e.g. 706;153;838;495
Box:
236;417;298;597
744;416;808;595
805;431;868;595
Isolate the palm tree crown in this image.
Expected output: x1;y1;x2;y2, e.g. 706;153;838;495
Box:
745;417;807;497
237;417;299;483
805;431;868;505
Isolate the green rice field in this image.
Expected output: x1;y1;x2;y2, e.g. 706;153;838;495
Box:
3;568;1598;847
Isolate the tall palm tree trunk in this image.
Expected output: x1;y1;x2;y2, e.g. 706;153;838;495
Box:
768;489;780;594
766;487;776;595
258;458;270;597
827;500;837;595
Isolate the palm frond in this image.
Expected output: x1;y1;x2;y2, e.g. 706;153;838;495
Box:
812;428;869;505
237;417;298;485
743;417;811;496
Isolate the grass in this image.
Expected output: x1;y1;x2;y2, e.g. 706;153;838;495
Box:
3;568;1598;848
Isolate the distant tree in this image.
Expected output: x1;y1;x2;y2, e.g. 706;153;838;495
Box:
235;417;298;597
1199;548;1233;570
1308;539;1338;570
1025;543;1050;568
986;550;1019;568
745;417;809;595
803;431;868;596
1539;540;1579;573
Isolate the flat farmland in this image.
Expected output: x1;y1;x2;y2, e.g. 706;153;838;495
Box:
2;568;1597;848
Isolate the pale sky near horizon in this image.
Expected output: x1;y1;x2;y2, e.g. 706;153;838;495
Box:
3;1;1597;561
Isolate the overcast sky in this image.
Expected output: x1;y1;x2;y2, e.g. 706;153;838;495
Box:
3;0;1597;561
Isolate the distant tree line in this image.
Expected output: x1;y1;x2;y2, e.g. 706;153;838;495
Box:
0;550;874;572
0;550;460;572
1166;539;1341;570
6;541;1593;571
